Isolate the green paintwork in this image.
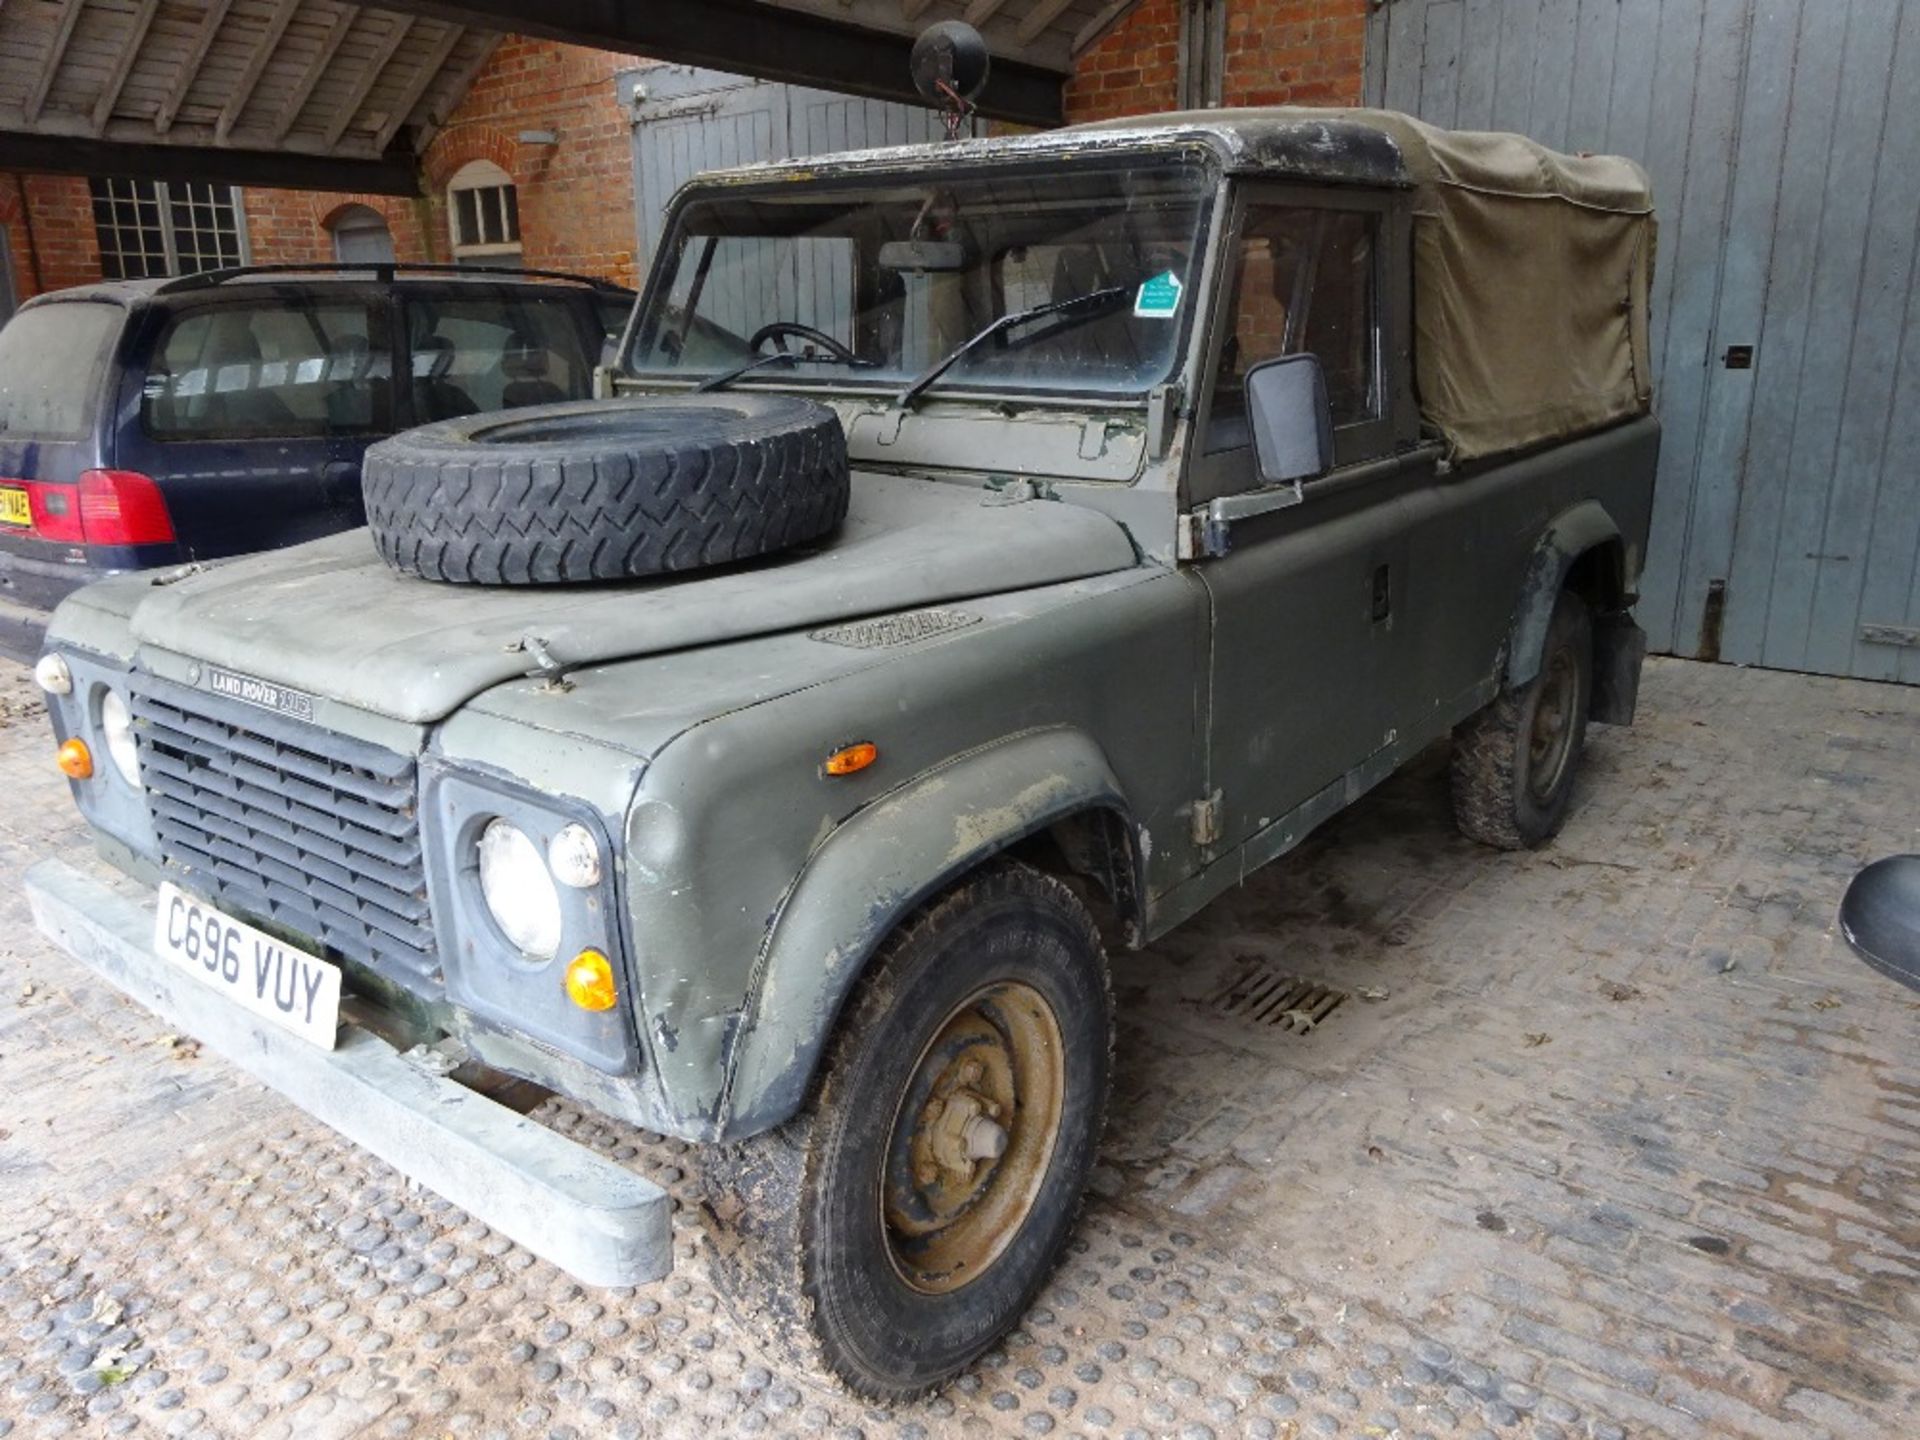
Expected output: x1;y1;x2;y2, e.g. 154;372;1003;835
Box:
42;120;1660;1146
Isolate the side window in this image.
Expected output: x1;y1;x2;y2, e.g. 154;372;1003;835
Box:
1203;204;1381;457
405;295;598;420
143;302;389;440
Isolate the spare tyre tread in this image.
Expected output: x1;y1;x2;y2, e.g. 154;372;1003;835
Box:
362;395;850;585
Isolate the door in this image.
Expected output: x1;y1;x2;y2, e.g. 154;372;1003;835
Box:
124;295;389;559
1192;189;1424;847
1368;0;1920;682
621;65;975;260
330;205;397;266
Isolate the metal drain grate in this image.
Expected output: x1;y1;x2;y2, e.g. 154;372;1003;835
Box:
1205;962;1348;1033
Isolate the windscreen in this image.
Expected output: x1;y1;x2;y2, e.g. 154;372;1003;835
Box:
0;303;121;439
629;160;1215;401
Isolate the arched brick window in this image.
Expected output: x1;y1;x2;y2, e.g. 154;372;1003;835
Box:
328;204;396;265
447;161;521;268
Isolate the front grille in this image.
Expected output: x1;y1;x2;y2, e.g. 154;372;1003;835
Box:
130;672;439;988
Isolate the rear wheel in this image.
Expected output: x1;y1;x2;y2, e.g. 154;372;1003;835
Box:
703;861;1112;1400
1451;589;1593;849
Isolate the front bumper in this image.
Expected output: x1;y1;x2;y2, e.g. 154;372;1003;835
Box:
26;853;675;1290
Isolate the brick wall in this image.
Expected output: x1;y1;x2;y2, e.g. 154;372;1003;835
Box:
1065;0;1370;122
415;38;639;285
1064;0;1183;122
2;173;104;302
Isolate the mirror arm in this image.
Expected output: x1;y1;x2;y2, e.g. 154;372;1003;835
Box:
1179;480;1306;561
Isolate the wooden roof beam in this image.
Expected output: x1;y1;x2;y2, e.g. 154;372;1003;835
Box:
371;20;463;153
24;0;85;123
156;0;237;135
1015;0;1079;46
270;1;360;143
321;13;414;149
409;29;497;152
216;0;301;144
364;0;1065;126
1072;0;1135;52
91;0;164;134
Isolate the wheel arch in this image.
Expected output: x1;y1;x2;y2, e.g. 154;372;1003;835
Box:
716;727;1144;1141
1505;499;1635;692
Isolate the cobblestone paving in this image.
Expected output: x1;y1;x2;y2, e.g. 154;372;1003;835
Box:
1;656;1917;1439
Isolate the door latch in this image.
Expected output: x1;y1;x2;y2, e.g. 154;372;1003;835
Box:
1189;791;1223;847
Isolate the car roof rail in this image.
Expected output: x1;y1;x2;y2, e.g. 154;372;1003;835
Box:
153;262;633;295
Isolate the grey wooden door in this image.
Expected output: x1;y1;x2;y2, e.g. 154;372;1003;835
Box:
620;65;971;258
1368;0;1920;681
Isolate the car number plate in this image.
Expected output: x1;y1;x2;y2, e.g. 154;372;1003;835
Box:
0;487;30;528
153;882;341;1049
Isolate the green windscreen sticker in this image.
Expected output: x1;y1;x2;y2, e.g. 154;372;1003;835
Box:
1134;270;1183;319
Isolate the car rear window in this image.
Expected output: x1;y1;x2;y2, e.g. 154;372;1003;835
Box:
405;294;598;422
0;303;122;440
144;299;390;441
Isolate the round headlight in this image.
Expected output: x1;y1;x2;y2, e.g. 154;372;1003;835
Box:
547;823;602;889
100;689;140;787
33;653;73;696
478;818;563;960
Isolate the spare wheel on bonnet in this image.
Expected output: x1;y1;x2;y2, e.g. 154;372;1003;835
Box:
362;394;850;585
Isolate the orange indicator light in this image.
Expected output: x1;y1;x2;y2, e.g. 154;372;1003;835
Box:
823;741;879;777
57;738;93;780
564;949;618;1012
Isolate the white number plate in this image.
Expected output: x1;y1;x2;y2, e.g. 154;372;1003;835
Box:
153;881;342;1049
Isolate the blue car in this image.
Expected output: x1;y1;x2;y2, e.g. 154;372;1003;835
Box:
0;264;633;662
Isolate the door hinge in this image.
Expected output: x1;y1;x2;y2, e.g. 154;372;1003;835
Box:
1147;380;1185;461
1190;791;1223;847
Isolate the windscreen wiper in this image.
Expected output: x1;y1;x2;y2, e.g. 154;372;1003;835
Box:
697;347;877;393
695;351;797;392
895;284;1133;410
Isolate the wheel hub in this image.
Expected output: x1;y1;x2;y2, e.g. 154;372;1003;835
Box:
1528;645;1579;802
881;982;1065;1295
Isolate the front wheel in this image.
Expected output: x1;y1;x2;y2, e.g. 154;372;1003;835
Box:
1451;589;1593;849
703;861;1113;1400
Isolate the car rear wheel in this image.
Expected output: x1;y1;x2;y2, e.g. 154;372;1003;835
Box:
1451;588;1593;850
703;861;1112;1400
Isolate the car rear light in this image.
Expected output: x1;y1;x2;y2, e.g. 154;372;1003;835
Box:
76;470;175;546
15;472;175;547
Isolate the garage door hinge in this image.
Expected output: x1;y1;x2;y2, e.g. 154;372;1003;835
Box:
1190;791;1224;847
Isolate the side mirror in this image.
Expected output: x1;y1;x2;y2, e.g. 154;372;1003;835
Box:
1840;855;1920;990
1245;353;1334;487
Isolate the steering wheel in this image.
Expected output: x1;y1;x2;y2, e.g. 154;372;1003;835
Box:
750;321;863;366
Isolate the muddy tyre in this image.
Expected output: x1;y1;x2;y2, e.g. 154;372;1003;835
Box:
703;861;1113;1400
1451;589;1593;850
362;394;849;584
